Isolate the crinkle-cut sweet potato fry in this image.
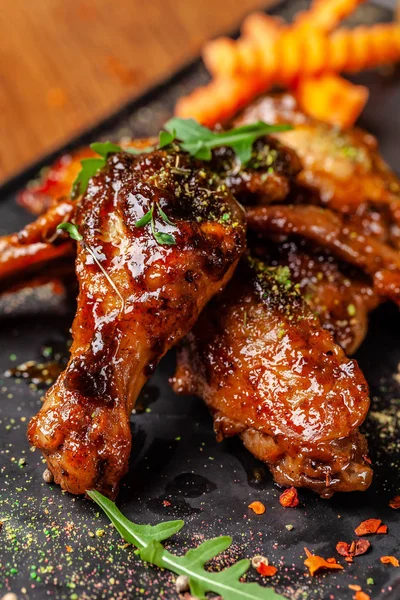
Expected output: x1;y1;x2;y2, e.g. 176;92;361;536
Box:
294;0;367;33
295;74;369;128
203;22;400;80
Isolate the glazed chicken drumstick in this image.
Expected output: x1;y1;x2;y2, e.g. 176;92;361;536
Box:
27;146;247;497
173;256;373;496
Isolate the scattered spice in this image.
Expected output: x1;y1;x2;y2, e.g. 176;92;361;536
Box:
257;563;278;577
354;518;382;536
336;539;370;562
354;592;370;600
377;524;388;534
389;495;400;509
248;501;266;515
175;574;189;593
251;555;268;568
279;487;299;508
380;555;399;567
251;556;277;577
304;548;344;576
42;468;54;483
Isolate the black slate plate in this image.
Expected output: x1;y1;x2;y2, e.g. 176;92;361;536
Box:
0;2;399;600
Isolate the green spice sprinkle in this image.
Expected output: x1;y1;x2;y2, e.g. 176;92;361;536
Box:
347;304;356;317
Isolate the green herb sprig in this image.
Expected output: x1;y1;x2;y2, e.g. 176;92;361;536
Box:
56;222;125;310
72;140;158;198
88;490;285;600
135;204;176;246
163;118;292;163
71;119;291;199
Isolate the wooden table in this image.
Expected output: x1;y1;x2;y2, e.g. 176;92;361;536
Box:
0;0;271;183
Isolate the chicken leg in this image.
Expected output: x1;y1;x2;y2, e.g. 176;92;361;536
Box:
28;147;246;497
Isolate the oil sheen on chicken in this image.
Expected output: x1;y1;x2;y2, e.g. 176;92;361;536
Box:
173;257;373;497
28;147;247;497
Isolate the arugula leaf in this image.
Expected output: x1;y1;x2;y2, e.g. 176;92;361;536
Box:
72;157;106;198
87;491;184;547
88;490;286;600
57;222;83;242
90;141;124;157
164;117;292;163
159;130;175;149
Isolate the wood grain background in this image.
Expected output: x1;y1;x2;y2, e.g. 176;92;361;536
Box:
0;0;272;183
0;0;395;184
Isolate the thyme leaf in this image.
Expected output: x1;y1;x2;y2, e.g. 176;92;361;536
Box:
57;222;83;242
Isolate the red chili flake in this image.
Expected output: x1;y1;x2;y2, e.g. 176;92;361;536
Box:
380;556;400;567
257;563;278;577
279;487;299;508
354;592;370;600
389;495;400;509
354;518;382;536
377;524;388;534
336;539;370;560
248;501;266;515
162;500;171;507
304;548;344;576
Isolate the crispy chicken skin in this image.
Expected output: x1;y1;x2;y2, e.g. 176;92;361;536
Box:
28;147;246;497
173;257;373;497
235;93;400;231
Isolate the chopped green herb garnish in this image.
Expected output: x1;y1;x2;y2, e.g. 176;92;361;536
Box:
72;157;105;198
347;303;356;317
164;117;292;163
88;490;285;600
135;203;176;246
158;130;175;149
72;141;155;197
134;210;153;228
90;141;124;158
57;222;83;242
152;230;176;246
367;578;375;586
57;222;124;309
274;266;292;290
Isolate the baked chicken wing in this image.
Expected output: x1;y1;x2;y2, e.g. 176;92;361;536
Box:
27;146;247;497
173;257;373;497
235;93;400;239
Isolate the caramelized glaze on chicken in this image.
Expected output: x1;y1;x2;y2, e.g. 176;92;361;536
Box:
173;257;373;496
250;238;379;354
235;93;400;237
28;147;246;497
247;204;400;305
